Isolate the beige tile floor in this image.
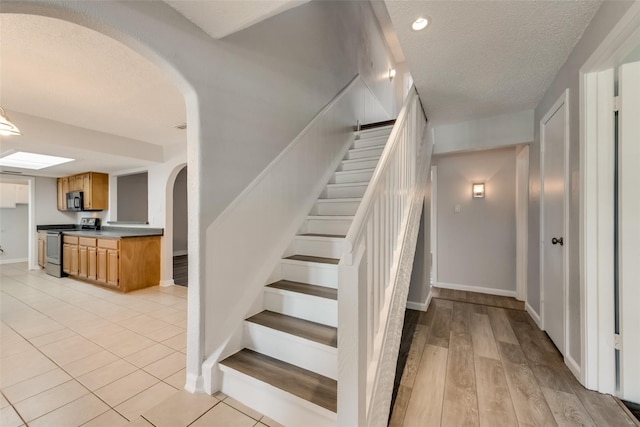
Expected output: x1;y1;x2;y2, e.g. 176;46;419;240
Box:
1;262;281;427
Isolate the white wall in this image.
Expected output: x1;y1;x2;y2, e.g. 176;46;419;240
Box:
529;0;634;368
0;204;29;263
173;166;188;255
34;176;77;225
434;147;517;295
433;109;534;155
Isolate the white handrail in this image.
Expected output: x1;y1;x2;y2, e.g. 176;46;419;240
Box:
337;86;430;426
343;86;420;263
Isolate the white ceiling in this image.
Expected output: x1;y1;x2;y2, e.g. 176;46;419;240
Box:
165;0;310;39
384;0;602;125
0;1;604;177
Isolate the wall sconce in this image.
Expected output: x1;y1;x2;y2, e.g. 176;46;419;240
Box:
472;183;485;198
389;68;396;82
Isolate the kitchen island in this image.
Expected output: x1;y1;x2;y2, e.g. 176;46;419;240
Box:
60;227;162;292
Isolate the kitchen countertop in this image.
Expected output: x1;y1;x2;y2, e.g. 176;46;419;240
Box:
61;229;163;239
37;224;163;239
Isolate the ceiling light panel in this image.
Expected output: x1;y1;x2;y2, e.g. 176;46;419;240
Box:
0;152;74;170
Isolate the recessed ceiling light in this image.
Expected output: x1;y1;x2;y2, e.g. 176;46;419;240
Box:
0;152;74;170
412;17;429;31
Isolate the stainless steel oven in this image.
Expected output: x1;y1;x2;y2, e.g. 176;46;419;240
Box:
45;231;63;277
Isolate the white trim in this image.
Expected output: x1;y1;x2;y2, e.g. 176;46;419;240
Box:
430;166;438;285
434;282;517;298
526;302;542;328
580;1;640;393
516;145;529;302
159;279;175;287
539;89;570;359
0;258;29;265
406;290;432;312
566;354;583;382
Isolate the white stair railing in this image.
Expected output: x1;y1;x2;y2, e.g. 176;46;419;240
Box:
338;87;430;426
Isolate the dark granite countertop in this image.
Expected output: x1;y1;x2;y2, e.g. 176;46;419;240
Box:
37;224;163;238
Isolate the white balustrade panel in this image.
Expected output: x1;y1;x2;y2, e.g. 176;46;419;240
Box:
338;88;431;427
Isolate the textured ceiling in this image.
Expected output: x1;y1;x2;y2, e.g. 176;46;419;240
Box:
165;0;310;39
385;0;602;125
0;13;186;149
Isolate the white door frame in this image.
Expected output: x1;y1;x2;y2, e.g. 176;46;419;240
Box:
539;89;571;363
580;1;640;392
515;146;529;302
429;165;438;286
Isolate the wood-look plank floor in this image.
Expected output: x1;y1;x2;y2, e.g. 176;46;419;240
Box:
173;254;188;287
390;293;637;427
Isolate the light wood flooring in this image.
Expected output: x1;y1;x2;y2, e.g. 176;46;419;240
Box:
390;290;638;427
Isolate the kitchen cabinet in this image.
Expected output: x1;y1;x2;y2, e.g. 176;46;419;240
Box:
64;234;158;292
56;172;108;211
38;232;46;268
63;235;79;275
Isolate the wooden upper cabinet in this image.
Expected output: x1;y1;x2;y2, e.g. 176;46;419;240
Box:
56;172;108;211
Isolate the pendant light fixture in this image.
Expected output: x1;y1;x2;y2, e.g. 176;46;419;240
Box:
0;107;22;136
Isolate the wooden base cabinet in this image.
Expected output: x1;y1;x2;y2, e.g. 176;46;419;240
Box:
63;235;79;275
37;232;46;268
64;235;159;292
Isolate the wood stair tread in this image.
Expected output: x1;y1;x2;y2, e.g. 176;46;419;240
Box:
359;119;396;130
267;280;337;300
220;349;337;412
247;310;337;347
298;233;346;238
284;254;339;265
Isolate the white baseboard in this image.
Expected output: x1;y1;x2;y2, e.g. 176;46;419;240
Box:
0;258;28;265
525;302;542;328
406;291;432;312
434;282;517;298
565;354;582;383
159;279;175;287
173;250;188;257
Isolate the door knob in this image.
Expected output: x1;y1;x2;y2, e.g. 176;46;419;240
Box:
552;237;564;246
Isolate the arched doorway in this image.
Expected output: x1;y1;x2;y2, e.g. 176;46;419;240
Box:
173;165;188;286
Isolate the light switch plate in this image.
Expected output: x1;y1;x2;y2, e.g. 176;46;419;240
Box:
454;204;461;213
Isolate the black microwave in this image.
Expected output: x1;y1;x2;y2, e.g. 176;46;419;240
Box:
66;191;84;211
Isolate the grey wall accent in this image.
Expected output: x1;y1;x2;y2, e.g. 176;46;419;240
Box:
435;147;517;293
529;1;634;367
173;166;188;255
0;204;29;262
117;172;148;223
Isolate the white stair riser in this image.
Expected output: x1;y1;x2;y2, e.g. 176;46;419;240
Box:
281;261;338;288
331;169;375;184
305;218;352;235
311;200;360;216
219;367;337;427
352;136;387;149
346;146;384;160
354;126;393;139
264;289;337;327
323;184;367;199
339;158;379;171
294;237;344;259
244;322;337;379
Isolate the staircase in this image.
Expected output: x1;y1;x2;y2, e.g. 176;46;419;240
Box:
219;124;395;426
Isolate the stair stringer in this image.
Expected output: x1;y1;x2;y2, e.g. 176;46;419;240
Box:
364;137;433;427
201;76;373;394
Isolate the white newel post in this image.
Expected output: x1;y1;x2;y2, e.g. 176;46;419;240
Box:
337;241;367;426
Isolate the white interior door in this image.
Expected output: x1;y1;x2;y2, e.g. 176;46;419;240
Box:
618;60;640;404
541;91;568;355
